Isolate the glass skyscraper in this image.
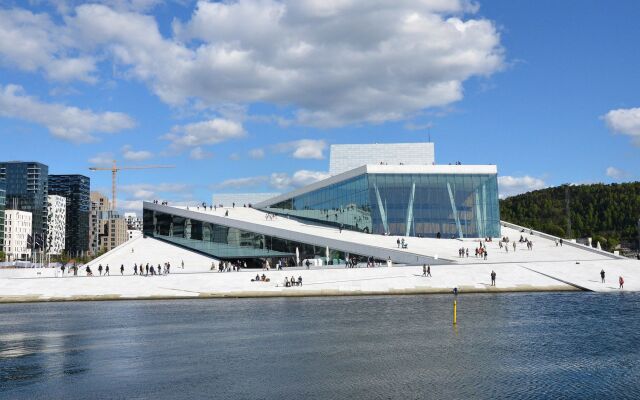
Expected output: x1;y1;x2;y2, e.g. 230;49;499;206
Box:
0;162;49;251
48;174;91;256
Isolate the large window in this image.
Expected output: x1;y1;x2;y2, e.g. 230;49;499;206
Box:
263;173;500;238
143;209;352;263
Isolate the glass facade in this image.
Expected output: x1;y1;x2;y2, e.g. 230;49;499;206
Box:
264;172;500;238
0;162;49;250
49;174;91;256
0;179;5;252
143;209;358;265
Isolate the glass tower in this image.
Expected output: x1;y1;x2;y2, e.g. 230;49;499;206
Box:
48;174;91;256
0;162;49;251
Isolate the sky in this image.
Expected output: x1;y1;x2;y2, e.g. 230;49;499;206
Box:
1;0;639;213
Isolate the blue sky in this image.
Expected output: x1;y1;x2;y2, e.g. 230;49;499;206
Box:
1;0;639;212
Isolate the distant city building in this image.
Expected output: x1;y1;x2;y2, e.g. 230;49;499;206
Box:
212;193;281;208
124;212;143;231
48;174;90;257
46;195;66;255
0;178;5;253
89;192;127;254
329;142;435;175
0;162;49;252
4;210;32;261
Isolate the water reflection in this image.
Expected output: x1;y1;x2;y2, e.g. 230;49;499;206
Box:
0;293;639;399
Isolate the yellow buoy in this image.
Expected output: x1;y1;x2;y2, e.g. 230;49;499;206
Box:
453;300;457;325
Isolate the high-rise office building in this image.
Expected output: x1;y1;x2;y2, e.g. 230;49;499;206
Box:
48;174;90;256
4;210;32;261
0;178;5;253
90;192;127;254
0;162;48;252
46;195;66;255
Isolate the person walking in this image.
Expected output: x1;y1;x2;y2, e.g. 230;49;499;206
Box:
105;265;110;276
134;264;138;275
427;264;431;277
513;242;516;252
600;269;605;283
619;276;624;289
181;260;184;269
120;264;124;275
397;238;400;248
98;264;103;276
423;264;427;276
491;270;496;286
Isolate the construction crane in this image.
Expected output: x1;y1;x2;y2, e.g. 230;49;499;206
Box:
89;160;175;210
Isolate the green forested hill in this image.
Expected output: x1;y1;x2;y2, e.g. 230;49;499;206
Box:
499;182;640;250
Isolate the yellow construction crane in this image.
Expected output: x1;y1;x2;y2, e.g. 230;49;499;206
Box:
89;160;175;210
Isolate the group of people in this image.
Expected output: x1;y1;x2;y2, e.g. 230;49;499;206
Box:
600;269;625;289
132;262;171;276
458;248;469;258
517;235;535;250
283;276;303;287
422;264;432;277
83;263;125;276
396;238;409;249
475;244;489;260
251;274;271;282
213;260;246;272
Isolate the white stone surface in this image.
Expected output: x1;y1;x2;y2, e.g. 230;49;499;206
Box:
329;142;435;175
1;205;639;302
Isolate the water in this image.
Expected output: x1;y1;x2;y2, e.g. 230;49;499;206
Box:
1;292;639;399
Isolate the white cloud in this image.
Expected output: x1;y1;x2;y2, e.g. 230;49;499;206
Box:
122;144;153;161
88;152;114;166
249;148;265;159
120;183;192;200
272;139;327;159
605;166;627;180
603;107;640;146
0;8;96;82
0;84;135;143
190;146;213;160
270;170;330;189
498;175;546;199
216;169;329;190
9;1;502;127
216;176;269;189
163;118;245;148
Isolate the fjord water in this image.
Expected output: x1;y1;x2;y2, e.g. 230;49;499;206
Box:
1;293;639;399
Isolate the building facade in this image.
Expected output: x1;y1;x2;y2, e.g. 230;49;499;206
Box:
48;174;90;256
124;212;142;231
46;195;66;255
142;142;500;265
258;165;500;239
0;179;5;253
4;210;32;261
0;162;49;252
329;142;435;175
89;192;127;254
